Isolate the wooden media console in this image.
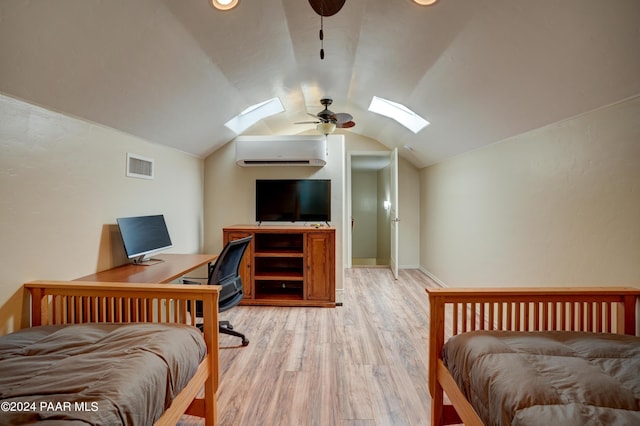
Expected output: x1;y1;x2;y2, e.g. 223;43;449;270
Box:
223;225;335;307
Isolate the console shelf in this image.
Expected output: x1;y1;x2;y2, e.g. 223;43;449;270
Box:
254;273;304;280
254;252;305;258
223;225;335;307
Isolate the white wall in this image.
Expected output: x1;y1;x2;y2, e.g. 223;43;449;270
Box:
352;170;378;258
0;94;204;332
376;165;390;264
203;134;345;293
420;96;640;287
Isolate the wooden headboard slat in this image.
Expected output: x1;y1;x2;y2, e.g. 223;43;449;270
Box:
426;286;640;426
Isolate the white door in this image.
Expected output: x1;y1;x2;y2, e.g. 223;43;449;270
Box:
389;148;399;279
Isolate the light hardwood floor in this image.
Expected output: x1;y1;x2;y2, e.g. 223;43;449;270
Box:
184;267;439;426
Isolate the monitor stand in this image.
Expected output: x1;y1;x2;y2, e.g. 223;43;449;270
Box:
133;257;164;266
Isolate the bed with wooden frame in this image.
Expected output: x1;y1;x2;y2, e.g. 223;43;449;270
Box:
426;287;640;426
1;280;220;426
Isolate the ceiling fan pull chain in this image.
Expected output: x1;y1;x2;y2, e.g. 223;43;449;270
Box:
309;0;345;60
320;14;325;59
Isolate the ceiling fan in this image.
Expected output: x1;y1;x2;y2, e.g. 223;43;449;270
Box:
296;98;356;135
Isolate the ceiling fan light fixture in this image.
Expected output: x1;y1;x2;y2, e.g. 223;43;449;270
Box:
317;122;337;135
210;0;239;11
413;0;438;5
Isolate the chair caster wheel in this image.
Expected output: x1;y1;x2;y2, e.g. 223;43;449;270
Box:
227;324;234;330
242;339;249;346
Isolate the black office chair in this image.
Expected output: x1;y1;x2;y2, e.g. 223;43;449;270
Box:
189;235;252;346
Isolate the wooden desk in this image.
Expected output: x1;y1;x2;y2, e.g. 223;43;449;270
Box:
75;253;217;283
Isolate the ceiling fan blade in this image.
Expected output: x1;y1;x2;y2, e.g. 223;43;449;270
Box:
333;112;353;124
298;99;352;128
336;120;355;129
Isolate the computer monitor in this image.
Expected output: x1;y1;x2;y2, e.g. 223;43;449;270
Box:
116;215;173;265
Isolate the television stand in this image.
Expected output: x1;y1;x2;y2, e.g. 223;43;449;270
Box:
223;225;335;307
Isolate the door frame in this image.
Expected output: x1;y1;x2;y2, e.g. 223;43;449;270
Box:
389;147;399;279
346;150;397;270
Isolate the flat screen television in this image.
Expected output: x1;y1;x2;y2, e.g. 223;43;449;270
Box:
116;214;173;265
256;179;331;223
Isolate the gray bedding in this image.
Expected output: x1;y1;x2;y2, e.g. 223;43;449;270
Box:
0;323;206;425
443;331;640;426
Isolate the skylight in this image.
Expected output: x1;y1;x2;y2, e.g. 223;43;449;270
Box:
224;97;285;134
368;96;430;134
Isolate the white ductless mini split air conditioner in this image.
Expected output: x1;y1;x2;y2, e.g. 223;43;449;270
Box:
235;135;327;167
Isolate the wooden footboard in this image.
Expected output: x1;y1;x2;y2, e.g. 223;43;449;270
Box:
24;280;220;426
425;287;640;426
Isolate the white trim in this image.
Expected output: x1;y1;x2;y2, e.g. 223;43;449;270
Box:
419;266;448;288
399;264;421;269
346;150;395;270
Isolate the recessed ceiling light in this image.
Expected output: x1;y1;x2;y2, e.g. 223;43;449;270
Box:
368;96;430;134
413;0;438;5
225;97;285;134
210;0;239;11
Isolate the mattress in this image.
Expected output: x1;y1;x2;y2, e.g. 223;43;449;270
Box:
0;323;206;425
443;330;640;426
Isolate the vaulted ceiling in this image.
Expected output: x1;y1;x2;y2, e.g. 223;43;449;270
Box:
1;0;639;167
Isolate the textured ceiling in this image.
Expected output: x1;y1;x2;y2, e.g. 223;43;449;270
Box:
1;0;639;167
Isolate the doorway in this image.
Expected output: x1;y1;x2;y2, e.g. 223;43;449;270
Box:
346;150;398;273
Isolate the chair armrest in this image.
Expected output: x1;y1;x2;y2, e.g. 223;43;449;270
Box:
183;279;205;285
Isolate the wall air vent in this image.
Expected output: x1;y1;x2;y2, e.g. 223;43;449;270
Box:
126;153;154;179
